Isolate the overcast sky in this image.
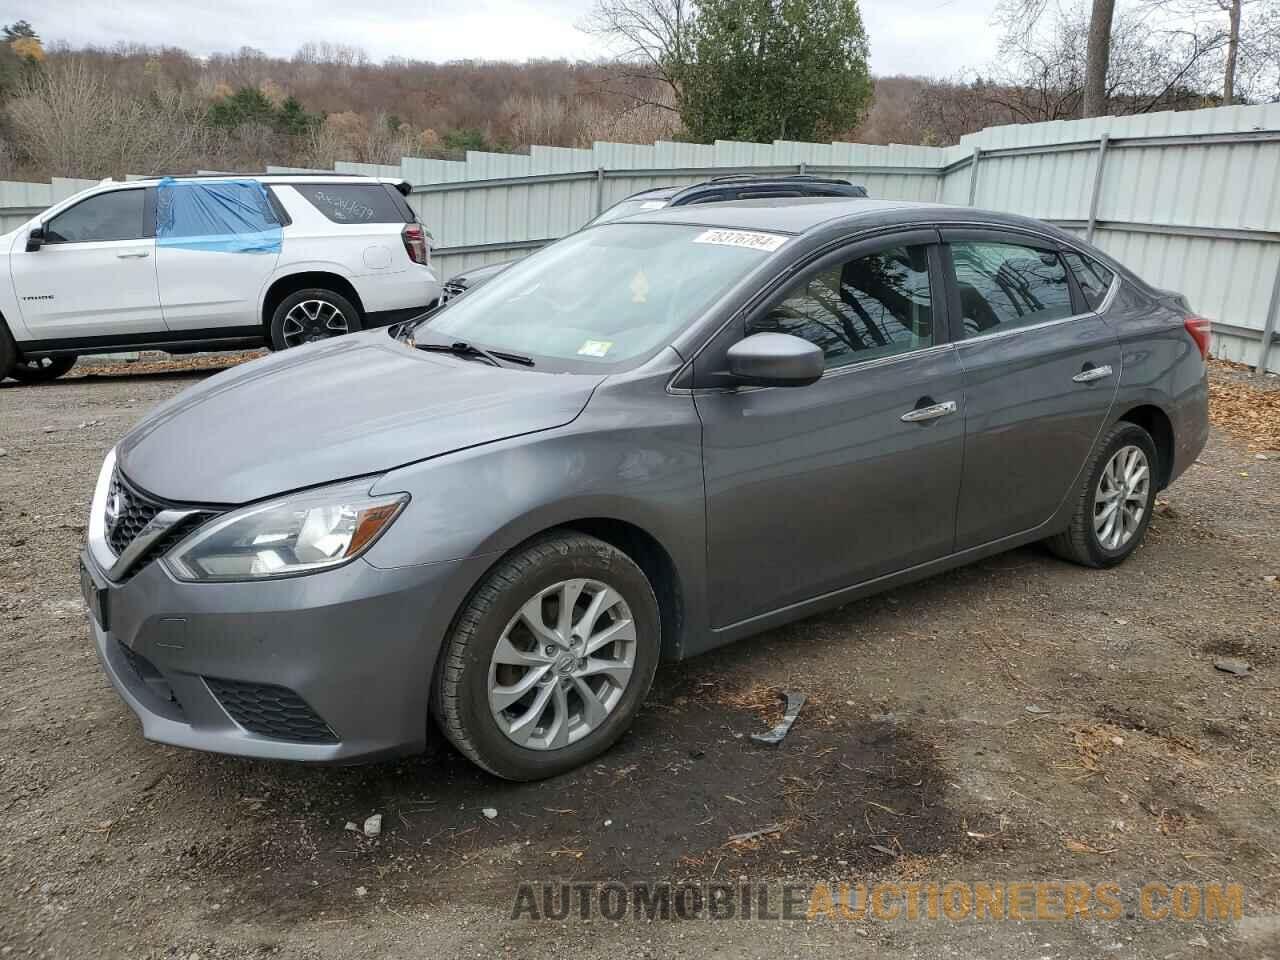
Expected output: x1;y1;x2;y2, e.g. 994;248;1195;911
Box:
13;0;1002;78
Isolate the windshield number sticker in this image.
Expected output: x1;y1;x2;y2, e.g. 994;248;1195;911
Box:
578;340;613;358
693;229;788;252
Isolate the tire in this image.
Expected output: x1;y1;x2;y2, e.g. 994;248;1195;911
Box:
0;320;17;381
1046;421;1159;568
434;532;661;781
7;354;77;383
269;288;361;351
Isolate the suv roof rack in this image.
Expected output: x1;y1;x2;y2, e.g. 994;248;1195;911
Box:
704;173;853;185
148;171;380;180
140;171;414;196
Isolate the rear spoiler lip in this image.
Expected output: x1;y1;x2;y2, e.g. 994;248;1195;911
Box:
393;180;412;197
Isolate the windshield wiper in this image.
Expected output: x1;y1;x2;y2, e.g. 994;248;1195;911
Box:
416;340;534;367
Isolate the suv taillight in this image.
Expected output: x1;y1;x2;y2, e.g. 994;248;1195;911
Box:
1184;316;1211;360
402;223;428;266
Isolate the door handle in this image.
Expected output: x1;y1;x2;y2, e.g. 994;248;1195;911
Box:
1072;364;1113;383
900;399;957;423
116;251;150;259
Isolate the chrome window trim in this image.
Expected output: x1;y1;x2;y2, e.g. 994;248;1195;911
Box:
666;217;1124;395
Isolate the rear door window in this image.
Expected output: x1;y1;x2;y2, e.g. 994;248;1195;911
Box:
293;183;412;224
1063;251;1116;311
949;241;1074;338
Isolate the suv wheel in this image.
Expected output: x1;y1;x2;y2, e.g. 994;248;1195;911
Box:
270;289;361;350
1046;421;1159;568
434;532;661;781
7;355;77;384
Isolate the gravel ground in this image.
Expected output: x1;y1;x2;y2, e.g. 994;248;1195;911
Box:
0;358;1277;959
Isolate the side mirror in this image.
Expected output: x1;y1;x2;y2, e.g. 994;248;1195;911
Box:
25;227;44;252
727;332;825;387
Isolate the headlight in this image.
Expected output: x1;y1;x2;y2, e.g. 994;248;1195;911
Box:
164;479;408;582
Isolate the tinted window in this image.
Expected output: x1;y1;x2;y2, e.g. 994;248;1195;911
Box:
1064;251;1116;311
747;244;934;369
293;184;410;224
45;190;146;243
950;241;1074;338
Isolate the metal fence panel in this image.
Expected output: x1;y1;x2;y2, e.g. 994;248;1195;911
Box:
2;102;1278;371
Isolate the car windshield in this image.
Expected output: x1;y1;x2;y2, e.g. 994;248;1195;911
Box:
585;196;672;226
416;223;779;370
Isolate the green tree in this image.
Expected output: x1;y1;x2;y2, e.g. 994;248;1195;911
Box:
206;86;277;128
2;20;38;42
679;0;872;142
277;95;320;136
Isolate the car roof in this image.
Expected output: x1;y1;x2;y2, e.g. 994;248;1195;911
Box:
621;196;1076;241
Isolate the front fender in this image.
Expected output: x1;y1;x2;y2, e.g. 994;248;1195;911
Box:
364;384;709;652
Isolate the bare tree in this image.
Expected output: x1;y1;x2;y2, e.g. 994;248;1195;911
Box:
6;59;215;178
581;0;694;112
1083;0;1118;114
1222;0;1241;101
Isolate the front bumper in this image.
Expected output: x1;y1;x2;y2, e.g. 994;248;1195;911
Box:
82;547;491;762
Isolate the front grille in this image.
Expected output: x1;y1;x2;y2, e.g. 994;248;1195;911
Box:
105;470;161;555
104;469;218;578
205;677;338;743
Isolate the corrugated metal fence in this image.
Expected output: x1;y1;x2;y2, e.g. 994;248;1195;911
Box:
3;102;1279;371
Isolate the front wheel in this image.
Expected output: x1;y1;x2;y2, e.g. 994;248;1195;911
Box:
1046;421;1159;568
434;532;661;781
7;355;77;383
269;289;361;350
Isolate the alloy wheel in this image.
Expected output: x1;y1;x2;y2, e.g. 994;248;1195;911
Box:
281;299;348;347
487;578;637;751
1094;444;1150;551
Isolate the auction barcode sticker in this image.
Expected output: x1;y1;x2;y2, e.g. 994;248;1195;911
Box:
693;229;789;252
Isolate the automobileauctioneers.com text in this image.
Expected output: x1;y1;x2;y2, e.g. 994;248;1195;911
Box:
511;881;1244;923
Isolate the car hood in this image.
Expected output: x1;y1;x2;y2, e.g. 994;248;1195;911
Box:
118;332;604;504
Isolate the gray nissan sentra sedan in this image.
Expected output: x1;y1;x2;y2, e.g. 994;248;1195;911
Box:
81;198;1210;780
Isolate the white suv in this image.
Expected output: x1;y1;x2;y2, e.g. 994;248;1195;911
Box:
0;174;441;382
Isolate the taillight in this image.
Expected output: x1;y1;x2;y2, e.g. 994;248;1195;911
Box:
1184;316;1211;360
402;223;428;266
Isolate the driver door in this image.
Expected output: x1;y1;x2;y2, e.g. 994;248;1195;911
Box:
692;231;967;628
11;186;163;341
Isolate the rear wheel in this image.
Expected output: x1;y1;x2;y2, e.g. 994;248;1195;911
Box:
6;355;77;383
1046;421;1159;568
434;532;661;781
269;288;361;350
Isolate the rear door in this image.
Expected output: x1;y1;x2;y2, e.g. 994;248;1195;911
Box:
11;186;162;341
694;231;967;627
154;180;284;333
943;229;1121;550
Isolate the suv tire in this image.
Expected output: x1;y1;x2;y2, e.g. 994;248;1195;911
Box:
269;288;361;350
434;532;661;781
6;354;78;384
1046;421;1159;568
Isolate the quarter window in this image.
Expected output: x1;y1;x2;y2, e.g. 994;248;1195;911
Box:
746;244;935;369
1063;251;1116;311
293;184;412;224
949;241;1074;338
45;190;147;243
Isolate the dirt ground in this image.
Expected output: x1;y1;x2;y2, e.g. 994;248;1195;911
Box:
1;357;1277;960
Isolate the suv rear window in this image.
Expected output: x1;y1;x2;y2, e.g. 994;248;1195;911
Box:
293;183;413;225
